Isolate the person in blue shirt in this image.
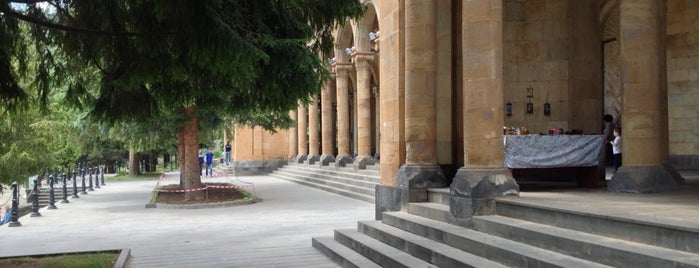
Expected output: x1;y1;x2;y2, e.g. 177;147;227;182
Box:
205;148;214;177
1;205;11;225
198;149;204;176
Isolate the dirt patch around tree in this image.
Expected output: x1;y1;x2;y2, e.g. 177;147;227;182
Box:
153;183;251;205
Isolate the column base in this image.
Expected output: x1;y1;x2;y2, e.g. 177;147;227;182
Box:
334;155;353;167
608;164;685;193
353;155;375;170
295;154;307;164
395;164;448;190
307;154;320;165
375;184;409;220
449;168;519;225
319;154;335;166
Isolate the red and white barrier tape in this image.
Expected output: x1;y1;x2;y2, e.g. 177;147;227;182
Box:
156;184;249;193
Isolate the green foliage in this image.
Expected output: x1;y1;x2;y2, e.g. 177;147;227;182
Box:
0;0;365;187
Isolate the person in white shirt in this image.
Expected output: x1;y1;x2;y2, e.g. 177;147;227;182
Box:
610;127;622;173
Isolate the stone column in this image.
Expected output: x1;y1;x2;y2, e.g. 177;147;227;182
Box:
396;0;447;198
353;53;376;169
334;63;354;166
609;0;683;193
320;74;336;166
296;102;308;163
288;110;298;161
307;94;321;164
450;0;518;224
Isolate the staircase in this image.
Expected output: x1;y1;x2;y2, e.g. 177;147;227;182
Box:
313;188;699;267
270;162;379;203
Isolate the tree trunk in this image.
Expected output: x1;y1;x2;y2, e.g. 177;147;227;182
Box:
183;107;204;201
177;126;185;186
128;150;141;175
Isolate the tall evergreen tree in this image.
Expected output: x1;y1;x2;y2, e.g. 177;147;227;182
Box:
0;1;363;200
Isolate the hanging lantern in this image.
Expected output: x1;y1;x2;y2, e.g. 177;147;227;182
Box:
506;102;513;118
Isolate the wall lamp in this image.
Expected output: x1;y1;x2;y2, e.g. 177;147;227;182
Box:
327;57;336;64
345;46;356;55
369;31;380;42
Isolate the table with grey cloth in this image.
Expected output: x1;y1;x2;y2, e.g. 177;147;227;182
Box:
504;135;604;169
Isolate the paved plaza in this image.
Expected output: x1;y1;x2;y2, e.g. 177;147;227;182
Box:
0;172;374;267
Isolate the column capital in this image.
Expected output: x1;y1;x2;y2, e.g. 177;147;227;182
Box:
333;63;354;77
352;52;376;71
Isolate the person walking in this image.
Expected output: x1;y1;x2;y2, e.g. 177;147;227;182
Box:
205;148;214;177
198;149;204;176
610;127;622;173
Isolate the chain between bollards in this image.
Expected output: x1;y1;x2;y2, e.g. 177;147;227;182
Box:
8;182;21;227
30;178;42;217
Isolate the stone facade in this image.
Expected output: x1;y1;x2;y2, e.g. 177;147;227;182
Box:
233;0;699;215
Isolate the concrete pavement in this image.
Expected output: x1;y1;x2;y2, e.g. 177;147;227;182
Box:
0;172;374;267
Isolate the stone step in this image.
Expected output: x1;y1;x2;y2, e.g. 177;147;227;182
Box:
426;188;450;206
381;211;610;268
274;170;375;196
472;215;699;268
281;164;379;182
358;220;508;267
407;202;451;223
495;198;699;253
311;237;382;268
333;229;436;268
272;173;374;203
275;168;378;189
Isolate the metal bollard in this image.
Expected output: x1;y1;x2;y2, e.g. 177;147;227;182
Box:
101;165;106;186
8;182;21;227
61;168;69;203
81;164;88;195
30;178;41;217
72;165;79;198
48;173;57;209
94;165;101;189
88;165;94;191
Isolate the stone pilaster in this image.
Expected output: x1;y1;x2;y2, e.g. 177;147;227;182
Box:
396;0;447;199
353;53;376;169
288;110;298;162
320;74;336;166
334;63;354;167
450;0;519;224
296;102;308;163
609;0;683;193
307;94;320;164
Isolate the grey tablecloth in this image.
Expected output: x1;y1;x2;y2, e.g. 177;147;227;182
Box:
504;135;604;168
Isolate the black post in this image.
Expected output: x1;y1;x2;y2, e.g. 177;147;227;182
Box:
72;165;79;198
30;178;41;217
94;165;101;189
61;167;69;203
81;163;88;195
8;182;21;227
100;165;106;186
48;172;57;209
88;165;94;191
